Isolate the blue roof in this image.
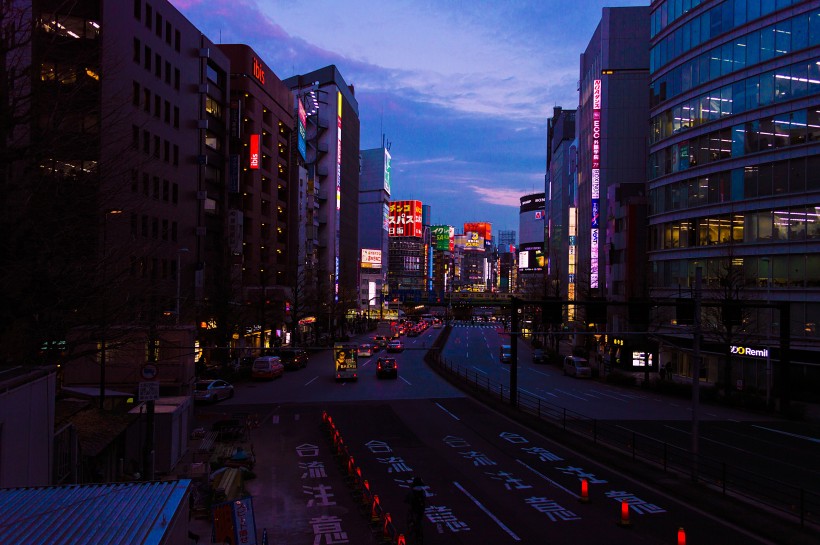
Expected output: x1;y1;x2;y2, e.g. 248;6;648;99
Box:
0;480;191;544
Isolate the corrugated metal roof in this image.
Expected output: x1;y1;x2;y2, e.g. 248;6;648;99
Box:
0;480;191;545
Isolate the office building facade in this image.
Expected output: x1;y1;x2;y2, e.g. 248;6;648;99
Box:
358;146;392;315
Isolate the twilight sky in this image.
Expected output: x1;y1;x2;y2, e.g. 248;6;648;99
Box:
170;0;647;239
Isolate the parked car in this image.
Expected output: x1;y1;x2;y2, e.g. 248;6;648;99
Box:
358;343;374;357
376;357;398;379
277;348;308;371
251;356;285;380
532;349;546;364
387;340;404;353
193;379;234;403
500;344;512;363
563;356;592;378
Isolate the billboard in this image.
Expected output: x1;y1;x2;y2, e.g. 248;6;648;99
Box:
297;99;307;161
384;149;392;195
464;222;492;241
464;231;484;251
591;79;602;289
519;209;544;247
431;225;454;251
360;248;382;268
518;242;544;272
389;200;423;237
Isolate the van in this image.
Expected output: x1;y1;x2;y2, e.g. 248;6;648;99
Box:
500;345;512;364
251;356;284;380
563;356;591;378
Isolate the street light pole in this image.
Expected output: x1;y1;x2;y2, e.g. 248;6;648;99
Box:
176;248;190;325
99;208;122;410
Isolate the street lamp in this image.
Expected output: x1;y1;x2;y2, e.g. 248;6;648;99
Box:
99;208;122;410
176;248;190;325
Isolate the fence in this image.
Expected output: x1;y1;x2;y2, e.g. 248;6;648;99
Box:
426;345;819;529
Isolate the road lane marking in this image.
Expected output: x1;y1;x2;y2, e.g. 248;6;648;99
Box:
752;425;820;444
516;459;579;498
552;388;587;401
304;376;318;386
400;376;412;385
453;481;520;541
472;366;488;375
434;402;460;421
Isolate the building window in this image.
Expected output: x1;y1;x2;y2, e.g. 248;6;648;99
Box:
174;68;180;90
173;144;179;166
155;13;162;37
154;95;161;117
172;183;178;204
175;30;180;52
134;0;141;19
145;4;152;29
153;135;160;158
133;38;140;63
144;45;151;70
164;100;170;123
164;140;170;162
155;53;161;77
142;129;150;153
163;179;169;201
165;61;171;84
132;81;140;106
143;173;149;196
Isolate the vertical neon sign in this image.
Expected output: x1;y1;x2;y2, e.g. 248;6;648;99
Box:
591;79;601;289
249;134;260;169
334;91;342;302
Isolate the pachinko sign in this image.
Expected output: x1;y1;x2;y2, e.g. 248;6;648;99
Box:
431;225;454;251
388;200;422;237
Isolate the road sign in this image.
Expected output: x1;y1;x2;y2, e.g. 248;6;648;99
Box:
138;381;160;402
141;363;158;380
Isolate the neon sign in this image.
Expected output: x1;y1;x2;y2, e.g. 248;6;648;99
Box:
590;79;601;289
252;57;266;84
249;134;259;169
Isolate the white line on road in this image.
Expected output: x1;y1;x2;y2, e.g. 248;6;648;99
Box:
752;425;820;444
400;376;412;385
516;459;579;498
453;481;520;541
472;366;488;375
552;388;587;401
434;402;460;421
520;388;541;397
304;376;318;386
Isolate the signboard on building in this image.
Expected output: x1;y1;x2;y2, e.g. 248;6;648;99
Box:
590;78;602;289
384;149;392;195
361;248;382;268
518;242;544;272
212;496;258;545
464;231;484;251
297;100;307;161
249;134;260;170
431;225;454;251
464;222;492;241
388;200;423;237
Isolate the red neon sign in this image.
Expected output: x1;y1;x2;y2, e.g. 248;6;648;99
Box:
249;134;259;169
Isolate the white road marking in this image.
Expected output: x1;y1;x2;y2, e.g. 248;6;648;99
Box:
453;481;520;541
434;402;460;421
516;459;579;498
752;425;820;444
472;366;488;375
400;376;412;385
552;388;587;401
304;376;318;386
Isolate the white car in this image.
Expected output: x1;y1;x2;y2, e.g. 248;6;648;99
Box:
358;343;373;357
563;356;592;378
193;379;234;403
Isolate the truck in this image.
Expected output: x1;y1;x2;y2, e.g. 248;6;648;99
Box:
334;343;358;381
376;320;395;338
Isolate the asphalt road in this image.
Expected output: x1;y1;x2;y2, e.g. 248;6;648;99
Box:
189;324;819;545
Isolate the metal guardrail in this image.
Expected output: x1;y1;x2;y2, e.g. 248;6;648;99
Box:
427;348;819;529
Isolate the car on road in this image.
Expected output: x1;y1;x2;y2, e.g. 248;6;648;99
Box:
387;339;404;353
373;336;389;350
500;344;512;363
193;379;234;403
532;349;546;364
563;356;592;378
277;348;308;371
358;343;374;357
251;356;285;380
376;357;398;379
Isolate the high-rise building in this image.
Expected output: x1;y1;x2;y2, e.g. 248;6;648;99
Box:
358;146;392;315
218;44;295;349
284;66;360;336
546;107;578;307
580;6;650;344
387;200;425;307
518;193;546;294
647;0;820;389
497;230;517;253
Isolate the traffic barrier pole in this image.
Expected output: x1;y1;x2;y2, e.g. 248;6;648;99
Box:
617;500;632;527
579;478;589;503
677;527;686;545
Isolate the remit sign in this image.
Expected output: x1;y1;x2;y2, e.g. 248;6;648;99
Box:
730;345;769;358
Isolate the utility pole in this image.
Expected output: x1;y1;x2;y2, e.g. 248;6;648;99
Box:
510;297;519;406
691;266;702;482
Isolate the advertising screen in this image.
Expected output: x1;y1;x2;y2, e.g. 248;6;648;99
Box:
360;249;382;268
431;225;454;251
464;222;492;241
464;231;484;251
297;100;307;161
388;200;423;237
518;243;544;272
519;209;544;246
